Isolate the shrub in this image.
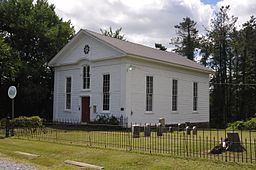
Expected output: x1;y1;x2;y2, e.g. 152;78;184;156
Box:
227;120;245;130
11;116;43;129
227;117;256;130
243;117;256;130
92;114;120;125
0;118;7;127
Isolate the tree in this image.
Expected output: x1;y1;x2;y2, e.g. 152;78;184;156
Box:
171;17;199;60
0;37;21;117
236;16;256;120
208;6;237;127
0;37;20;86
199;36;213;67
100;27;125;40
0;0;75;119
155;43;167;51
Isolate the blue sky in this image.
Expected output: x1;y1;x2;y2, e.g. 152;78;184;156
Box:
48;0;256;50
202;0;219;5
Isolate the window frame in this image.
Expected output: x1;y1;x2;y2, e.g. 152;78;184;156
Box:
82;65;90;90
193;82;198;111
102;74;110;112
65;76;72;111
146;76;153;112
172;79;178;111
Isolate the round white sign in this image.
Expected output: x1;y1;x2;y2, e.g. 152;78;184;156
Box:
8;86;17;99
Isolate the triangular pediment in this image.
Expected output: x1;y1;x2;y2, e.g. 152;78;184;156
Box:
49;30;125;67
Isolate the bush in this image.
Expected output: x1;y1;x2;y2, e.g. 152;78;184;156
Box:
0;118;7;127
227;117;256;130
11;116;43;129
227;120;245;130
243;118;256;130
92;114;120;125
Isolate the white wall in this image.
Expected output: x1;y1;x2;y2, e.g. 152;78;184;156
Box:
53;56;210;125
90;59;126;120
53;65;81;122
53;58;126;122
125;58;209;125
52;32;126;122
53;32;123;66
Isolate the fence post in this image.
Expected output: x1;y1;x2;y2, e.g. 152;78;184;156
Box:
5;117;10;138
249;130;252;163
55;129;57;142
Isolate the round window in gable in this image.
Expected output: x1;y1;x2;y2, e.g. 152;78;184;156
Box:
84;44;90;54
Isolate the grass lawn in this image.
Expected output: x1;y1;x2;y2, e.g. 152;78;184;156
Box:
13;127;256;163
0;138;255;170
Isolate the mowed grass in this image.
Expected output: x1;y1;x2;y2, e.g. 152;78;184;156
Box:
0;138;256;170
13;128;256;163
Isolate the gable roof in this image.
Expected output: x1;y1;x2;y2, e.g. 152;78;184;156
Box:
49;29;213;74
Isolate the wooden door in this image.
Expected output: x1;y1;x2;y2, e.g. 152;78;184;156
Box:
81;96;90;123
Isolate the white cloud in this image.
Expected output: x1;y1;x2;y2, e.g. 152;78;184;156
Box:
216;0;256;27
48;0;255;50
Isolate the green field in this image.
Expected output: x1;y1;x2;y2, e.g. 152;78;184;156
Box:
0;138;256;170
12;127;256;163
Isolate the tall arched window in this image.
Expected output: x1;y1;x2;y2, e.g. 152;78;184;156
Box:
83;65;90;89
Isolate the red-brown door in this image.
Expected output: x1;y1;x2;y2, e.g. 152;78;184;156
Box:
81;96;90;123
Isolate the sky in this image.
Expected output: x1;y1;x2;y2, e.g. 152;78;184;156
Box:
48;0;256;51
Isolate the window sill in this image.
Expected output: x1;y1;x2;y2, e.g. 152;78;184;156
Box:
81;89;91;92
145;111;154;115
64;109;72;113
101;111;110;114
192;111;199;114
171;111;179;114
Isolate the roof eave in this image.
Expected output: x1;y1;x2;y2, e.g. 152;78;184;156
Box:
48;29;85;67
126;54;214;74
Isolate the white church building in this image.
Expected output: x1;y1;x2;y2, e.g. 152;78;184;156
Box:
48;29;212;125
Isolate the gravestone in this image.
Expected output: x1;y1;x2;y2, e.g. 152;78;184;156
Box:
169;126;174;133
192;126;197;135
157;123;163;136
132;124;140;138
159;118;165;126
185;126;191;135
144;123;151;137
178;123;183;131
227;132;246;152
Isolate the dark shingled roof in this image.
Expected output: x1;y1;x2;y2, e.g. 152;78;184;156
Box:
84;29;212;74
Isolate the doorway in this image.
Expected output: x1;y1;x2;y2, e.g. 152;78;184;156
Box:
81;96;90;123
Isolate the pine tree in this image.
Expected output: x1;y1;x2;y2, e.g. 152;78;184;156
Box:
208;6;237;127
171;17;199;60
100;27;125;40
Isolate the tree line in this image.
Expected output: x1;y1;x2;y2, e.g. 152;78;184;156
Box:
0;0;75;120
169;6;256;128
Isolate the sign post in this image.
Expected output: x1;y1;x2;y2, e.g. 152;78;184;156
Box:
7;86;17;137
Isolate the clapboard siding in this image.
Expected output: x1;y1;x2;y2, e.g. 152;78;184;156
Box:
53;59;126;122
53;33;123;66
125;58;209;124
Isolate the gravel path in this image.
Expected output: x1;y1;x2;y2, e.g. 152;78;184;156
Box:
0;160;36;170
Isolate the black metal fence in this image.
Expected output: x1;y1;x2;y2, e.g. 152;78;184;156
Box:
0;127;4;138
9;122;256;164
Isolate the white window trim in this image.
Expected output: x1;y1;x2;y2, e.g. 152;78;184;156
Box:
102;73;111;112
82;65;91;90
193;82;198;112
145;75;153;113
172;79;178;112
64;76;72;112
